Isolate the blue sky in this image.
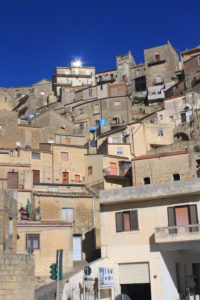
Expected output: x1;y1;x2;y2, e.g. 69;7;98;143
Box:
0;0;199;88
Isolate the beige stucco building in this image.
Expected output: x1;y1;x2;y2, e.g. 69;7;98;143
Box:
62;178;200;300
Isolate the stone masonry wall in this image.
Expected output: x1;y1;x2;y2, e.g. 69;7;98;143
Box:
132;152;195;186
0;252;35;300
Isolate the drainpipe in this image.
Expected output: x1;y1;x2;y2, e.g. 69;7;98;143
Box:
52;146;54;183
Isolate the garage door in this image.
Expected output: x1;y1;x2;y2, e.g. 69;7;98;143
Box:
119;263;150;284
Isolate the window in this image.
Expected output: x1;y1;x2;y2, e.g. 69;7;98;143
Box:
32;152;40;160
159;114;163;121
74;174;80;182
116;210;138;232
62;172;69;184
88;166;93;176
155;54;160;62
157;129;164;136
136;70;140;77
61;208;74;222
113;135;120;143
135;76;146;92
169;116;174;122
113;101;121;107
94;103;100;114
33;170;40;184
173;174;180;181
60;152;69;161
78;108;83;115
26;234;40;250
7;172;18;189
79;123;84;129
168;205;198;232
89;88;93;97
117;147;123;155
144;177;151;185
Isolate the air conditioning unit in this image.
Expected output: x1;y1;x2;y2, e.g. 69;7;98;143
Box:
61;124;66;129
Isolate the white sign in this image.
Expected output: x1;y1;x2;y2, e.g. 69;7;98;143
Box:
99;268;115;287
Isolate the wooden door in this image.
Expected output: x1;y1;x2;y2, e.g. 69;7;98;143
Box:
175;206;189;226
33;170;40;184
62;172;69;184
7;172;18;189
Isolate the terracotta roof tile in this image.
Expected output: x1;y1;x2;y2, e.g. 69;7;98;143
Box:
132;150;188;161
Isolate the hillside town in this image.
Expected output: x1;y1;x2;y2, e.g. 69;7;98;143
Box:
1;41;200;300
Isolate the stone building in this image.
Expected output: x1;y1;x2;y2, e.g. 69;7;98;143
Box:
52;60;96;97
72;83;131;135
144;41;179;88
183;54;200;93
132;150;195;186
0;190;35;300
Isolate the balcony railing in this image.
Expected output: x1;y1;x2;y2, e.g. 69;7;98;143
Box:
155;224;200;243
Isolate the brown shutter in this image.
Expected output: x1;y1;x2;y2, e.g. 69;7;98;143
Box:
116;212;123;232
33;170;40;184
189;205;198;224
130;210;138;230
168;207;176;226
7;172;18;189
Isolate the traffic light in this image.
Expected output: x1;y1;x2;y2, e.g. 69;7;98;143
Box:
50;263;57;280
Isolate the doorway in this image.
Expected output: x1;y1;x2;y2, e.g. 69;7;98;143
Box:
121;283;151;300
73;235;82;261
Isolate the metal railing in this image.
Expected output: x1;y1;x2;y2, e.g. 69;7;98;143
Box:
155;224;200;237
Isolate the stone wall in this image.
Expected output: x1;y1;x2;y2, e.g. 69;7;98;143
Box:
0;252;35;300
144;42;179;87
132;151;195;186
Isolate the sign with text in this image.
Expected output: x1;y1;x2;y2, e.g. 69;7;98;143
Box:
99;267;115;287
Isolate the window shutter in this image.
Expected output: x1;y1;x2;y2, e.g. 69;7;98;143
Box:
130;210;138;230
116;212;123;232
189;205;198;224
168;207;176;226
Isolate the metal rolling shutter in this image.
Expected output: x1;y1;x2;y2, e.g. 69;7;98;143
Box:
118;263;150;284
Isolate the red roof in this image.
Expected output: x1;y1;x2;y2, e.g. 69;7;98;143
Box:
132;150;188;161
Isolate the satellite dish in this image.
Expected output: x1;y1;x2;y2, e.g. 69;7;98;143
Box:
16;141;22;147
115;294;131;300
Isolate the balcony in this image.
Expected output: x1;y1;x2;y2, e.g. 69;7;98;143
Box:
155;224;200;243
103;167;118;176
148;59;166;67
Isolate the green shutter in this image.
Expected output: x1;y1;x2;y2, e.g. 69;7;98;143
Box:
116;212;123;232
130;210;138;230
